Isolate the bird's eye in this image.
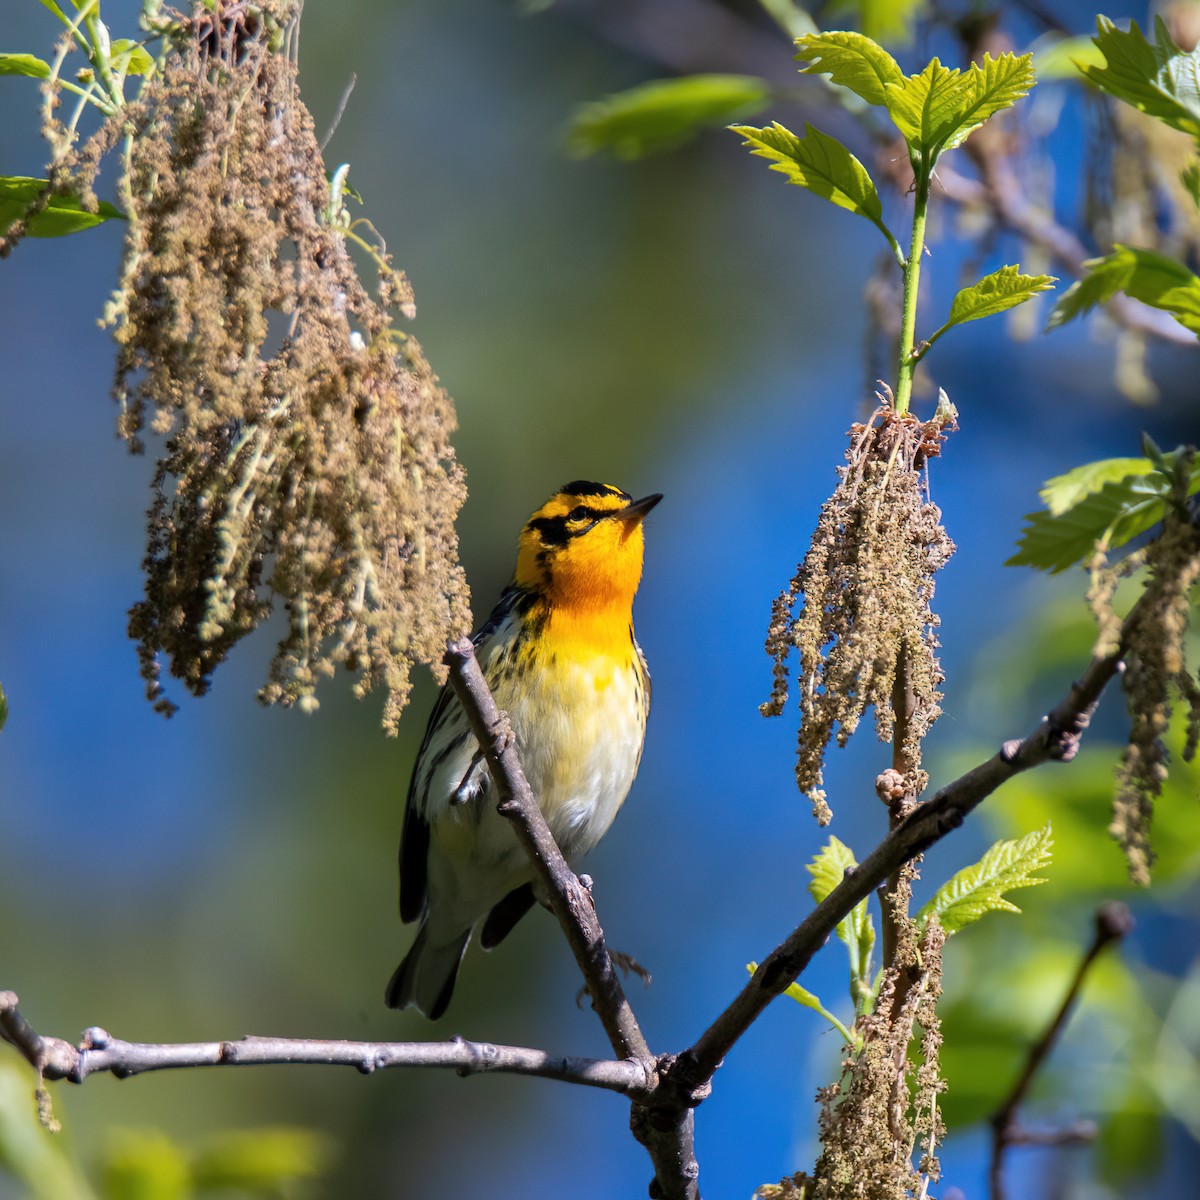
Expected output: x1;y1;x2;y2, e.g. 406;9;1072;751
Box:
568;505;590;522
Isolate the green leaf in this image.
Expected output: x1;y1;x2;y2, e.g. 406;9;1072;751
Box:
918;825;1053;934
0;54;51;79
731;121;898;253
0;176;124;238
0;683;7;732
1080;16;1200;139
747;962;856;1044
1007;453;1200;572
1038;456;1157;515
885;52;1036;165
109;39;153;76
806;837;875;979
567;74;771;160
794;30;903;106
932;265;1056;340
1048;244;1200;335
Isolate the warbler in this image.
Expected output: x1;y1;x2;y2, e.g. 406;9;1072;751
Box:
386;481;661;1019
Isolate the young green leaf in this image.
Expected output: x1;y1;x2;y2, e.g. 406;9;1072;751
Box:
110;39;154;77
794;30;903;107
806;836;876;985
918;825;1053;934
1079;16;1200;140
885;52;1036;166
0;53;51;79
1008;455;1200;573
731;121;899;255
928;265;1056;343
0;176;125;238
747;962;855;1044
1048;244;1200;335
567;74;771;160
1038;456;1158;515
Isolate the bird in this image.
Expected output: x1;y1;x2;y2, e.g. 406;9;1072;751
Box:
386;481;661;1019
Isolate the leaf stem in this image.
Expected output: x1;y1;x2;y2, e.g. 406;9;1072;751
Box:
895;168;930;416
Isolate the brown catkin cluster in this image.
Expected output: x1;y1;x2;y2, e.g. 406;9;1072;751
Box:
762;408;955;822
1102;506;1200;883
807;890;946;1200
37;1;470;731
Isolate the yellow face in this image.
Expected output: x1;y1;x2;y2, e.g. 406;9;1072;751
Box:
515;481;662;612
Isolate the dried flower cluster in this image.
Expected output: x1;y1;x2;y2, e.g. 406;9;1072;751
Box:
763;407;955;822
37;1;470;731
808;889;946;1200
1090;494;1200;883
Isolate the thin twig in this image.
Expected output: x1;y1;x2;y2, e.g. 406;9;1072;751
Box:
0;991;651;1096
988;903;1134;1200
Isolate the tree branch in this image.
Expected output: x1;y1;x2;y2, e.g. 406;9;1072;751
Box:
655;590;1144;1112
443;638;650;1063
0;991;651;1096
988;903;1134;1200
442;639;699;1200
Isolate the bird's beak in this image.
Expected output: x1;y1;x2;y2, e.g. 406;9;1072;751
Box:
616;493;663;524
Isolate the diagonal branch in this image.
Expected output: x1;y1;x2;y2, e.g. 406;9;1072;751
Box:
443;638;651;1063
443;639;699;1200
654;587;1148;1112
0;991;652;1096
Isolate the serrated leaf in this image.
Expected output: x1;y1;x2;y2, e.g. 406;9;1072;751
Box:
918;825;1053;934
567;74;771;160
1048;244;1200;335
1007;457;1200;573
110;39;154;77
0;176;125;238
885;52;1035;165
1080;16;1200;139
934;265;1055;337
794;30;903;106
0;53;51;79
731;121;897;252
1038;457;1156;516
806;836;875;970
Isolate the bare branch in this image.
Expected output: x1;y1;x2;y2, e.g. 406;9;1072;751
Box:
988;903;1134;1200
0;991;651;1097
443;640;700;1200
443;638;650;1063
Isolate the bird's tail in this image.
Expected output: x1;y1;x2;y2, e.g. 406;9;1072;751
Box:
385;919;471;1019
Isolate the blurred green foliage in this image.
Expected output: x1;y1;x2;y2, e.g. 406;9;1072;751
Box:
0;1066;332;1200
